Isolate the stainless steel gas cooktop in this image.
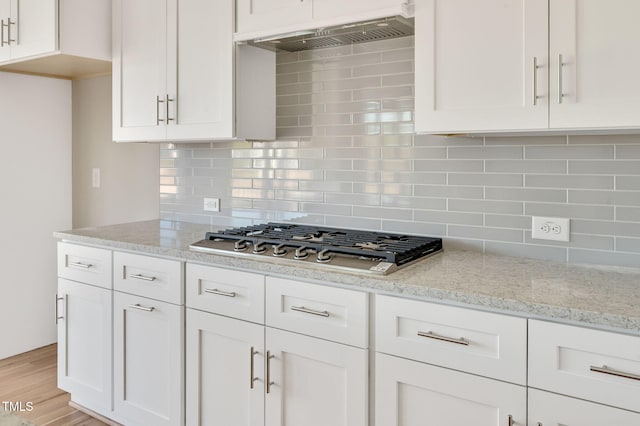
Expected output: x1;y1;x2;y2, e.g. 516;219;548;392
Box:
189;223;442;275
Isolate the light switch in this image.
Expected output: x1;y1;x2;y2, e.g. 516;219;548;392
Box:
92;168;101;188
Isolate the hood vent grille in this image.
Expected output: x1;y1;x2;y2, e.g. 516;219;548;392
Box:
250;16;414;52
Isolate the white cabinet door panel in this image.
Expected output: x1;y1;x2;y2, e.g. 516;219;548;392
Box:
186;309;264;426
165;0;234;140
9;0;57;59
375;353;526;426
112;0;167;142
415;0;548;133
550;0;640;128
57;279;112;417
113;291;184;426
265;327;368;426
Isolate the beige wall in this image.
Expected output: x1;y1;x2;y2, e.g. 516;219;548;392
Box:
72;75;159;228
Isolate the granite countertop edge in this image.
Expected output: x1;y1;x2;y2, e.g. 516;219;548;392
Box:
54;220;640;335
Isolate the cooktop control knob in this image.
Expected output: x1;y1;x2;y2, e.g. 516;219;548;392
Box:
294;246;309;260
316;249;332;263
234;240;249;252
253;241;267;254
273;244;287;257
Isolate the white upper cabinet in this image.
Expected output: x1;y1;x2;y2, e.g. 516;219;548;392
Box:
416;0;640;134
549;0;640;129
415;0;548;134
235;0;411;40
0;0;111;79
113;0;275;143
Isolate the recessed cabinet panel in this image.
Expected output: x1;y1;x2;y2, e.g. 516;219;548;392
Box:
57;278;112;417
113;0;167;141
165;0;234;140
186;309;264;426
113;292;184;426
415;0;548;133
375;352;526;426
8;0;57;59
549;0;640;128
264;327;368;426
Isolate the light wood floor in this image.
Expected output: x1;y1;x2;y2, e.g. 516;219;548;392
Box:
0;344;108;426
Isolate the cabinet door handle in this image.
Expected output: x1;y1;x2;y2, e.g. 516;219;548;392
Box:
590;365;640;382
166;94;174;122
55;294;65;324
417;331;470;346
250;347;259;389
127;303;155;312
128;273;156;282
290;305;330;317
7;18;14;44
1;19;5;46
204;288;236;298
507;414;513;426
558;54;565;104
156;96;165;125
69;261;93;269
266;350;275;394
533;56;541;106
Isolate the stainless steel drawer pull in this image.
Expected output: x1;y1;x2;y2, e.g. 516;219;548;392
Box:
69;261;93;269
55;294;65;324
205;288;236;298
128;303;155;312
558;53;565;104
533;56;541;106
590;365;640;382
417;331;470;346
507;414;513;426
129;273;156;282
290;305;330;317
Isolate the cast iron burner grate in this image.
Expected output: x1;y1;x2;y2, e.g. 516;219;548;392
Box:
203;223;442;266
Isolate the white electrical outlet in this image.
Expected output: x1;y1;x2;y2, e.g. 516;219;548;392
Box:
92;168;101;188
203;198;220;212
531;216;570;242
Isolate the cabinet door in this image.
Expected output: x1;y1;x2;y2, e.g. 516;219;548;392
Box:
113;292;184;426
0;1;11;61
236;0;312;35
186;309;264;426
550;0;640;128
112;0;167;142
165;0;234;140
529;388;640;425
8;0;57;60
375;353;526;426
57;279;112;417
265;328;368;426
415;0;548;133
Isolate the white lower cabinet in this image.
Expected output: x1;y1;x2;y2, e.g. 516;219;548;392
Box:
186;309;264;426
57;278;112;417
375;353;526;426
528;388;640;425
113;291;184;426
265;327;368;426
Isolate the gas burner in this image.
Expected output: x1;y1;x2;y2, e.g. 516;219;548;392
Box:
189;223;443;275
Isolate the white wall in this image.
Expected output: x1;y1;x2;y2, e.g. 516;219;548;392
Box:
72;75;159;228
0;72;71;359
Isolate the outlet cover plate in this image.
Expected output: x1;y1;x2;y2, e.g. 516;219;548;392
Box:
532;216;570;242
204;197;220;212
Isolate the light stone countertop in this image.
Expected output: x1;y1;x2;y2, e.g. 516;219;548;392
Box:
54;219;640;334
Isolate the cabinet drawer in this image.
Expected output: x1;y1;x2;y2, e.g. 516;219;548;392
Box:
529;319;640;413
529;388;640;425
114;252;183;304
186;263;264;324
375;295;527;385
58;242;112;289
265;277;368;348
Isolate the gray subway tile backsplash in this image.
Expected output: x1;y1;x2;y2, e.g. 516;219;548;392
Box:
159;37;640;269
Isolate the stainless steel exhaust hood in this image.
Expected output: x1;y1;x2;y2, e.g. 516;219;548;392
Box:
248;16;414;52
